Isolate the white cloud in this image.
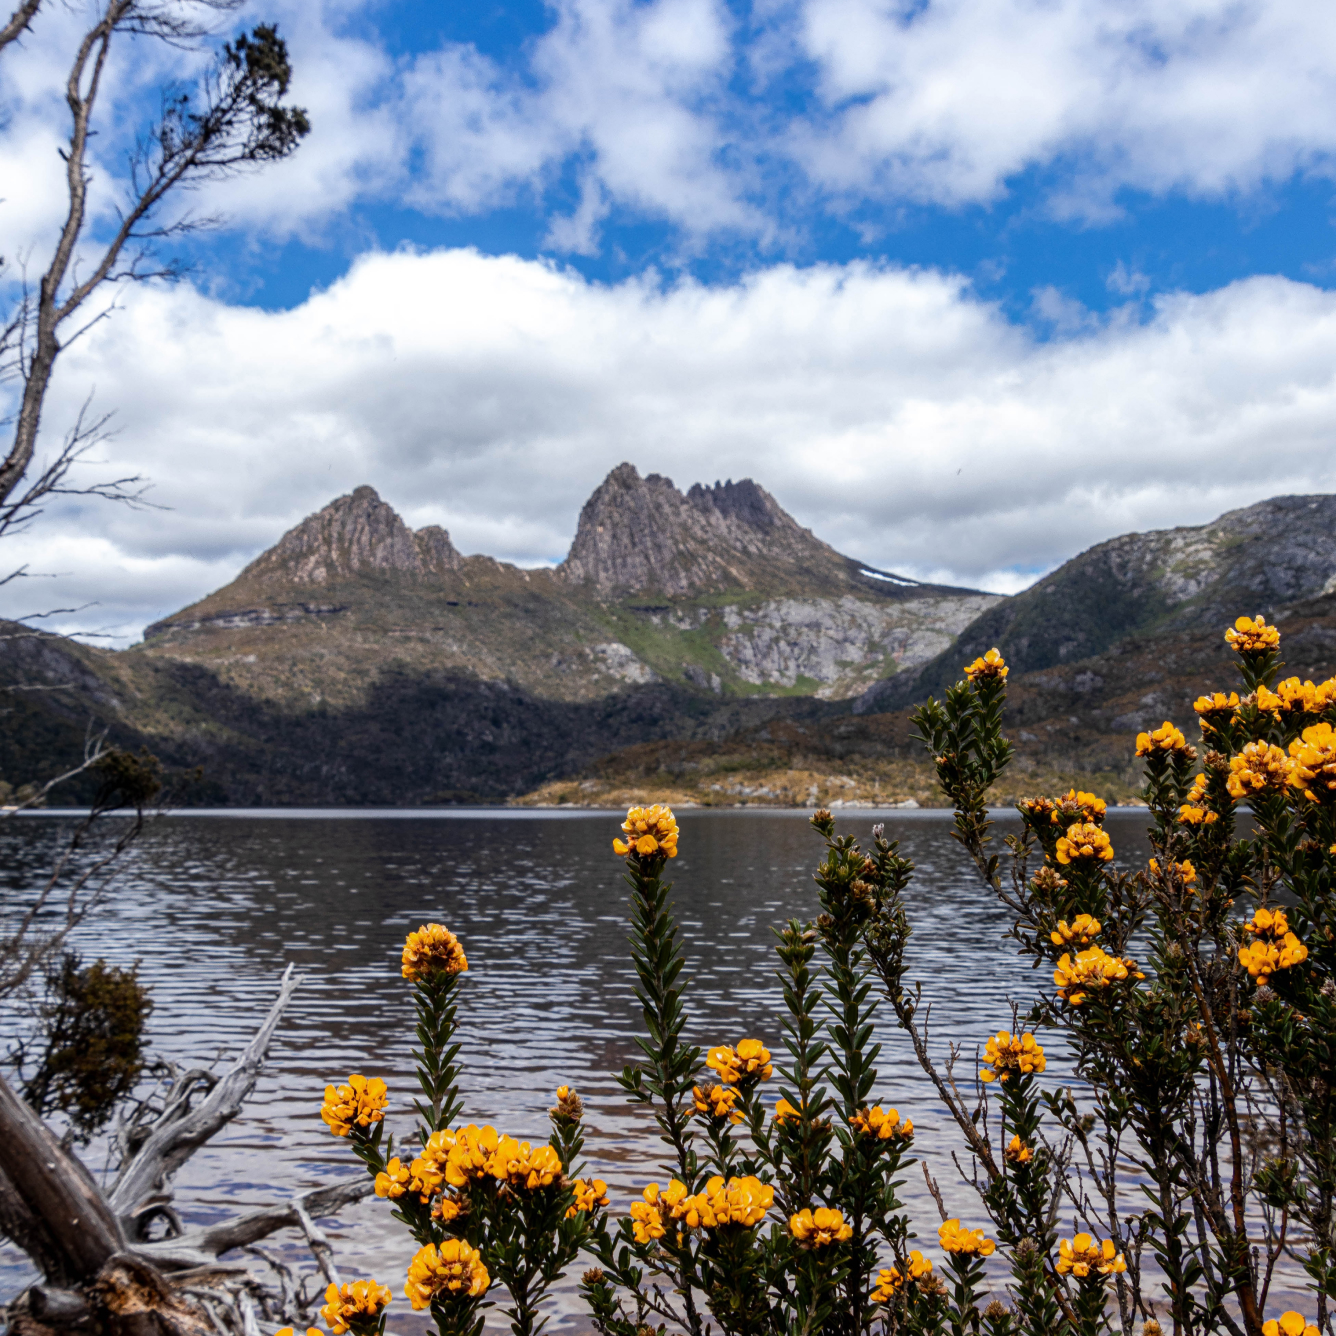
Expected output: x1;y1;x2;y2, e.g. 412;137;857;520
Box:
795;0;1336;212
5;248;1336;642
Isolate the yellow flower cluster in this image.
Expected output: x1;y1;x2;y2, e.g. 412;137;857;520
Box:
707;1039;772;1084
1054;945;1146;1006
1018;796;1055;822
1052;789;1106;825
1257;677;1336;718
1289;722;1336;802
1136;721;1188;756
1263;1315;1321;1336
692;1083;742;1123
1179;774;1219;826
319;1281;391;1335
374;1157;411;1200
275;1328;321;1336
1148;859;1197;886
789;1207;852;1245
401;924;468;981
1005;1135;1033;1164
1051;914;1101;947
405;1240;489;1307
1238;907;1308;985
1227;742;1293;799
1056;1234;1127;1278
488;1135;563;1190
849;1105;912;1140
404;1130;455;1199
871;1252;932;1300
1055;822;1114;865
980;1030;1046;1084
630;1175;774;1238
964;648;1008;681
1225;614;1280;654
321;1075;387;1137
938;1219;995;1256
1194;691;1240;718
773;1097;804;1125
567;1177;610;1218
613;804;679;860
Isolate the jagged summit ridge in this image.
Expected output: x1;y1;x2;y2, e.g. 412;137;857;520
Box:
557;463;856;595
242;485;462;585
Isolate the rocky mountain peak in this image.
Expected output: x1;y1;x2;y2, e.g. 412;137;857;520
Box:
241;485;461;586
557;463;844;595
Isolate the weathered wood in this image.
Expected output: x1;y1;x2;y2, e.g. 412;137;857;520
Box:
0;1074;124;1279
137;1174;375;1271
110;966;302;1222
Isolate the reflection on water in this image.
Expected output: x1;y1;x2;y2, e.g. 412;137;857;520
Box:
1;809;1156;1327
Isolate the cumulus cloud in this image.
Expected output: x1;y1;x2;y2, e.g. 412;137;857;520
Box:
795;0;1336;213
4;248;1336;642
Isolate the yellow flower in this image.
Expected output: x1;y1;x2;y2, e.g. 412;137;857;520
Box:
789;1207;853;1245
1178;775;1219;825
1194;690;1241;718
1258;677;1335;718
1227;742;1293;799
1005;1135;1033;1164
404;1129;456;1201
676;1175;773;1229
1051;914;1101;947
404;1241;489;1307
374;1158;410;1200
707;1038;772;1084
401;924;468;981
1052;789;1107;826
567;1177;610;1218
692;1083;743;1123
1018;796;1056;822
1147;859;1196;886
275;1329;322;1336
1053;945;1146;1006
871;1252;932;1301
432;1194;464;1224
1056;1234;1127;1279
1288;722;1336;803
773;1097;804;1125
1136;721;1187;756
321;1075;387;1137
964;648;1008;682
485;1135;562;1190
612;804;679;860
938;1219;995;1256
629;1181;675;1243
319;1280;391;1334
850;1105;912;1140
1238;907;1308;985
1225;614;1280;654
444;1124;500;1188
550;1084;584;1121
1262;1314;1321;1336
980;1030;1046;1083
1055;822;1113;865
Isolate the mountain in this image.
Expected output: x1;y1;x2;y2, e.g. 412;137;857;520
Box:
0;465;999;804
857;493;1336;714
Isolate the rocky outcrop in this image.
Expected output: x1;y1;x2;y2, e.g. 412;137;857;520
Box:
557;464;905;596
240;486;462;586
717;594;1000;697
859;492;1336;713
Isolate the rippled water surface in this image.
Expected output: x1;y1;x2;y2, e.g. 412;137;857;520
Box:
1;809;1158;1327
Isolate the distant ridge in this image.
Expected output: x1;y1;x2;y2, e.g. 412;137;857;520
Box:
858;492;1336;713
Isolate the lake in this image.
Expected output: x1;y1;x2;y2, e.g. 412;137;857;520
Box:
0;808;1159;1328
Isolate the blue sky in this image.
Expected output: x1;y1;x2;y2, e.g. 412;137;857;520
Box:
4;0;1336;638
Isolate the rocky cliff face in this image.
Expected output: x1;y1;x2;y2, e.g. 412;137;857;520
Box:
241;485;462;586
861;492;1336;712
558;464;905;596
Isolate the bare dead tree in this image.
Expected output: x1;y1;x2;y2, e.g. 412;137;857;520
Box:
0;0;309;508
0;0;41;55
0;969;375;1336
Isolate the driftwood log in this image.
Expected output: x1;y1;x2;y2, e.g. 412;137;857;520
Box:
0;967;375;1336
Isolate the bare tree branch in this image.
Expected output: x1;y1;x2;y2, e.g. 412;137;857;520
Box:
0;0;41;54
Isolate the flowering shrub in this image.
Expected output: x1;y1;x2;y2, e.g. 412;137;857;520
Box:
304;610;1336;1336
